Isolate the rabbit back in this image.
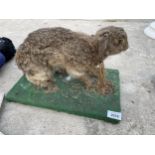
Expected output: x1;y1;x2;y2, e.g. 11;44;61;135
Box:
16;27;98;71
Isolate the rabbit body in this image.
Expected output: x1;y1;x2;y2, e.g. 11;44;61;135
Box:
16;26;128;93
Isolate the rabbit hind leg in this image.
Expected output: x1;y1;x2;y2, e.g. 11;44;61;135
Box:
25;65;58;92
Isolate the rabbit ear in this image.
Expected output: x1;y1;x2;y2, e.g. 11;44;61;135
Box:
98;35;109;59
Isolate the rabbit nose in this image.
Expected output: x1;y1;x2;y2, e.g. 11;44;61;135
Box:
124;41;128;50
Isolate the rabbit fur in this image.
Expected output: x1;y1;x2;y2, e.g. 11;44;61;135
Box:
16;26;128;93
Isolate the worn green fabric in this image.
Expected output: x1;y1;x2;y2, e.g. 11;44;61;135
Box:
6;69;121;123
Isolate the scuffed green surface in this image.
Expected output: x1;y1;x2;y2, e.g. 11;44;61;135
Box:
6;69;121;123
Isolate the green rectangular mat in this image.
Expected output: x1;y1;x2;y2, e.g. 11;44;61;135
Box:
6;69;121;123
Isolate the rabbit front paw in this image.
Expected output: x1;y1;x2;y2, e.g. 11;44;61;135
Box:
97;81;114;95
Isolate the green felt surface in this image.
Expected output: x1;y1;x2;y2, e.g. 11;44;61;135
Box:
6;69;121;123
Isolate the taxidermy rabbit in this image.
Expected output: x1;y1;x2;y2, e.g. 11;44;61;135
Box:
16;26;128;94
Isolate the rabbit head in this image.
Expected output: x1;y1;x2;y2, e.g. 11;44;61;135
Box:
95;26;128;59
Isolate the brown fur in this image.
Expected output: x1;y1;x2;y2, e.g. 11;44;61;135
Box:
16;26;128;93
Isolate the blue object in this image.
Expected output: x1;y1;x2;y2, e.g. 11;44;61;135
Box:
0;37;16;68
0;52;6;67
0;37;16;62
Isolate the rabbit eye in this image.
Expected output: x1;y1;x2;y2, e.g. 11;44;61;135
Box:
114;39;122;46
103;32;109;37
